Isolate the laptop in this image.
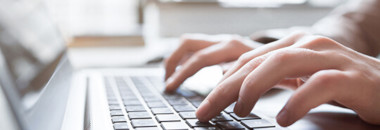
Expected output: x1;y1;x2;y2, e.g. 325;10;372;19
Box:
0;0;278;130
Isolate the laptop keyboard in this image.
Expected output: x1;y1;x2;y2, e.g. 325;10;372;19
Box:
104;76;275;130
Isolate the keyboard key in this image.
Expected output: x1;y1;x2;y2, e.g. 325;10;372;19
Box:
230;113;260;121
156;114;181;122
186;96;204;102
124;100;142;106
167;99;189;105
163;94;183;100
119;91;134;95
223;103;235;113
144;97;162;102
141;93;156;97
186;119;214;127
113;123;130;130
122;96;138;100
120;92;136;97
194;127;221;130
161;122;189;130
118;87;132;91
147;102;167;108
211;113;233;122
173;105;195;112
179;112;196;119
131;119;157;127
128;112;151;119
112;116;127;123
125;106;146;112
110;110;124;116
108;100;119;105
135;127;161;130
190;101;202;108
177;89;198;98
151;108;173;114
215;121;245;130
241;119;275;129
109;105;122;110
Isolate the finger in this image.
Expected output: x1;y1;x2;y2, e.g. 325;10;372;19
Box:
275;78;300;90
195;54;269;122
165;38;217;80
276;70;345;127
234;48;341;116
165;40;252;92
221;32;308;83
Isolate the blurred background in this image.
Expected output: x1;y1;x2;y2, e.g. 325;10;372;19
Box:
48;0;344;36
43;0;346;68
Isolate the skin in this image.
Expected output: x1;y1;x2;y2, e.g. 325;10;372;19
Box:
165;35;261;91
164;32;380;127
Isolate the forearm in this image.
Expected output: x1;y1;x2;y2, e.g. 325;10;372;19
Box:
311;0;380;57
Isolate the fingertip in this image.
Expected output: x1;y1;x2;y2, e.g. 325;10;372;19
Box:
164;87;176;94
164;87;174;93
233;98;246;117
196;100;212;122
165;78;177;92
276;108;294;127
234;97;255;117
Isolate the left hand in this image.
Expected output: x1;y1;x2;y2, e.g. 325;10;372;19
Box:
195;32;380;126
164;34;260;92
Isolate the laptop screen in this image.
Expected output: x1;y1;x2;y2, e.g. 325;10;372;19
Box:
0;0;65;97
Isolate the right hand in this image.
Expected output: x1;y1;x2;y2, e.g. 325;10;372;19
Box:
164;34;260;92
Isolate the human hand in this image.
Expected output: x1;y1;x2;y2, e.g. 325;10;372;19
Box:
195;32;380;126
164;34;261;92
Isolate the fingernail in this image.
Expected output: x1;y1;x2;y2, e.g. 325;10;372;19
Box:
166;77;174;85
196;100;211;122
276;108;290;126
234;98;244;115
165;78;174;91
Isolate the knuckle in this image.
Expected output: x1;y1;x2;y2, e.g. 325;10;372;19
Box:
269;49;296;63
290;31;310;38
348;71;364;81
322;51;353;66
301;35;339;48
244;55;267;70
313;70;346;89
225;38;244;46
237;53;252;64
335;52;352;63
310;36;333;43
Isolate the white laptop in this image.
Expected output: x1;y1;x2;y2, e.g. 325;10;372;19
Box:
0;0;279;130
1;0;379;130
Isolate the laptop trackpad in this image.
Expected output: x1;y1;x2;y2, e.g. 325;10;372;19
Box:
182;65;223;96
